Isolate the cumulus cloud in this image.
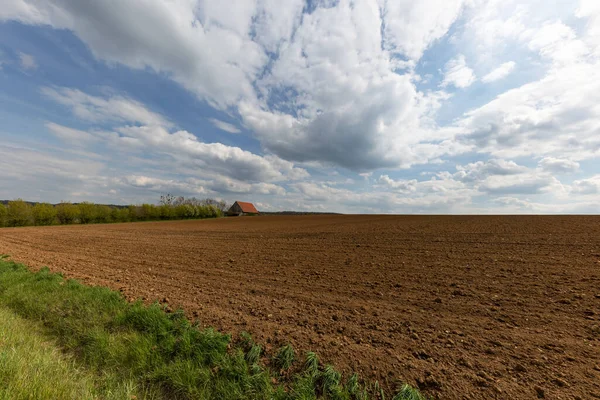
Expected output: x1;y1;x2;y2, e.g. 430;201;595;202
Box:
453;159;564;195
571;175;600;194
481;61;516;83
479;174;562;195
381;0;467;60
208;118;241;134
455;60;600;161
377;175;417;192
0;0;465;171
441;54;476;88
44;88;309;184
454;159;527;182
538;157;580;173
2;0;600;213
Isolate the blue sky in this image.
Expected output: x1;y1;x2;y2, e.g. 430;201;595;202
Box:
0;0;599;213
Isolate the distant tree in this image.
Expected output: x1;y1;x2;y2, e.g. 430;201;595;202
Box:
0;203;6;227
95;205;112;223
56;202;79;225
7;199;32;227
159;193;176;206
172;196;186;206
159;204;174;220
78;202;97;224
127;205;139;222
139;204;158;221
200;198;228;212
216;200;228;213
32;203;57;226
111;207;130;223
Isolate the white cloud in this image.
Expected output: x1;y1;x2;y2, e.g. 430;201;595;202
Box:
382;0;467;60
0;0;464;171
454;159;527;182
571;175;600;194
3;0;600;214
453;159;565;195
376;175;417;192
538;157;580;173
43;88;309;184
481;61;516;83
46;122;97;145
209;118;241;134
18;52;37;70
455;60;600;161
479;173;562;195
42;87;170;127
441;54;476;88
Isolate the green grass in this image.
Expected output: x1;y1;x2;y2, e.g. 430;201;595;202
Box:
0;306;139;400
0;256;426;400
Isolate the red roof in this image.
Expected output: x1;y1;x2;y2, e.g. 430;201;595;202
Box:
235;201;259;213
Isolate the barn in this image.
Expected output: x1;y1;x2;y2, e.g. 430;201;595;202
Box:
227;201;260;216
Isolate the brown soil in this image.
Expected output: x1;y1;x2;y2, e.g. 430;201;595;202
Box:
1;215;599;399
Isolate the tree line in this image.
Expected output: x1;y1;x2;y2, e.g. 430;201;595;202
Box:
0;196;228;228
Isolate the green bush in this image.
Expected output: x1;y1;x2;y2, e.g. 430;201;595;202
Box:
111;207;130;223
7;199;32;227
0;203;6;227
32;203;57;226
56;202;79;225
127;205;139;222
78;202;97;224
95;205;113;223
2;196;225;229
159;204;174;220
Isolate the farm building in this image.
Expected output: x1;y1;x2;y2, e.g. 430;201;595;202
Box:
227;201;260;216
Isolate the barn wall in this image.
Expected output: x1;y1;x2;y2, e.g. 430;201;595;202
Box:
227;202;243;216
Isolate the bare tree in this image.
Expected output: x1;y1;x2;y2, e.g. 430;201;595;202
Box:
159;193;176;206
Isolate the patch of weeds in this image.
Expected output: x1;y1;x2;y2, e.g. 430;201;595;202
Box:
274;344;296;372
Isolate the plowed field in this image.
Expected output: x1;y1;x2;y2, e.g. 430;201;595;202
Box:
1;215;599;399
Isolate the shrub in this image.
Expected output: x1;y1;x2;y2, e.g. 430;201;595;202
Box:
111;208;130;223
32;203;57;226
78;202;97;224
0;203;6;227
158;204;174;220
7;199;32;227
127;205;139;222
94;205;112;223
56;202;79;225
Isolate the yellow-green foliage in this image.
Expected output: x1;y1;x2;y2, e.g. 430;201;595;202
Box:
6;199;32;227
0;307;138;400
111;207;130;223
77;202;97;224
1;196;224;229
0;204;6;227
94;205;112;223
32;203;57;226
56;202;79;225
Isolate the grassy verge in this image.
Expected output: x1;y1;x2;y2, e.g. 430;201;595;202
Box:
0;306;126;400
0;256;425;400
